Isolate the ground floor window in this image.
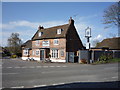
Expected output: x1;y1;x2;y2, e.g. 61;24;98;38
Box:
61;50;64;57
51;49;58;58
36;50;40;56
23;50;28;56
32;50;35;55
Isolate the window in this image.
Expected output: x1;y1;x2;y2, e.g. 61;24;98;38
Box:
42;41;49;46
54;39;59;45
57;29;62;34
23;50;28;55
36;50;39;56
38;32;43;37
61;50;64;57
51;49;58;58
32;50;35;55
35;40;40;46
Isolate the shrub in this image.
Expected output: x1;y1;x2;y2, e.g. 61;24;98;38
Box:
99;54;107;61
93;53;113;64
11;55;17;58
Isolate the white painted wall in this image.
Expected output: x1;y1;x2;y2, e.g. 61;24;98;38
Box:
22;57;66;62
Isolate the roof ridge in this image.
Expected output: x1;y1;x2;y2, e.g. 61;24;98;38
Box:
42;24;69;30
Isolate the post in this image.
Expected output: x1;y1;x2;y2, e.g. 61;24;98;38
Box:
85;27;92;64
85;27;91;49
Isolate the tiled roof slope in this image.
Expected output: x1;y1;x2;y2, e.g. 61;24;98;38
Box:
21;40;32;49
32;24;70;40
96;37;120;49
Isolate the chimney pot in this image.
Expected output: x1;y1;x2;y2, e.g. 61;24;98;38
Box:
38;25;44;30
69;17;74;25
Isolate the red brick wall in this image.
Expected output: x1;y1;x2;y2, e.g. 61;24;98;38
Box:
32;38;66;59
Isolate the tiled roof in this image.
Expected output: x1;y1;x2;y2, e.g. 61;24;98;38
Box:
21;40;32;49
96;37;120;49
32;24;70;40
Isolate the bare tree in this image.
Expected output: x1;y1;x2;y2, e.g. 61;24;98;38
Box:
7;33;22;55
103;2;120;28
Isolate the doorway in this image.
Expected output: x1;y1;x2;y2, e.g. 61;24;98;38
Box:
40;50;44;60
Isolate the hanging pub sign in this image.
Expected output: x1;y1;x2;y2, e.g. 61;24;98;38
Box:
42;41;49;46
85;27;91;37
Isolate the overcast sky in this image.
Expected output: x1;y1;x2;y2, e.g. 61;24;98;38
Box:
1;2;118;47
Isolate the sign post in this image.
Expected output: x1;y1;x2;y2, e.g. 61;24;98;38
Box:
85;27;91;64
85;27;91;49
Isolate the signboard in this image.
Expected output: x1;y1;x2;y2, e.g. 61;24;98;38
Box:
85;27;91;37
42;41;49;46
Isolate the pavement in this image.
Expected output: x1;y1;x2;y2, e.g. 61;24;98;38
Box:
1;58;120;89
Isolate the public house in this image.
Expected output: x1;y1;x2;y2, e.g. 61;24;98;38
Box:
22;17;84;62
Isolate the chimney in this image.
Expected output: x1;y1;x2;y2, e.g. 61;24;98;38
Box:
69;17;74;25
38;25;44;30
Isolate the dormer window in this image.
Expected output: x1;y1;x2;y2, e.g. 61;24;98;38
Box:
57;29;63;34
38;32;43;37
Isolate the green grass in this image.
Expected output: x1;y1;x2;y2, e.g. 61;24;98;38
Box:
92;58;120;65
108;58;120;63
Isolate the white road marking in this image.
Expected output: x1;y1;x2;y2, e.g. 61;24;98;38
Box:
49;66;55;67
34;85;47;87
57;83;65;85
56;66;61;67
62;66;67;67
36;66;42;68
14;67;21;68
29;66;35;68
112;77;117;79
4;65;67;69
52;83;59;85
43;66;48;68
7;67;12;68
11;86;24;88
3;73;18;75
21;67;27;68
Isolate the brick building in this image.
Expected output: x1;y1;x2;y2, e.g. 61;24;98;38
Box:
21;18;84;62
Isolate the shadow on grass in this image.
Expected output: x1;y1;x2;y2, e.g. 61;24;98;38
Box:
2;81;120;90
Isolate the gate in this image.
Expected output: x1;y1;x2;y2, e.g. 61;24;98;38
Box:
79;50;90;64
66;52;74;63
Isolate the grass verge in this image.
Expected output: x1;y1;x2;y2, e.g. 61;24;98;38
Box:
92;58;120;65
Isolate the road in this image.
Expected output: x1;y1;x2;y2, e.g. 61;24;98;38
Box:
2;58;119;89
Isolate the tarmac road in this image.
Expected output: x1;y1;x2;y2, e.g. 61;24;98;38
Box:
1;58;119;89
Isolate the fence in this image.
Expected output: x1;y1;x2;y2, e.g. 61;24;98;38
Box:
78;50;120;64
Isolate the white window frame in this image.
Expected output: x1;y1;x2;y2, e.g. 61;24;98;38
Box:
61;50;64;57
36;50;40;56
54;39;59;45
23;50;28;56
32;50;35;55
51;49;58;58
38;32;43;37
57;29;62;34
35;40;40;46
42;41;49;46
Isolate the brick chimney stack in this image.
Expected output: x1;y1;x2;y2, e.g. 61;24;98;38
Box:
38;25;44;30
69;17;74;25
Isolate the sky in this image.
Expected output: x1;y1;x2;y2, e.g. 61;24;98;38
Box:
1;2;118;47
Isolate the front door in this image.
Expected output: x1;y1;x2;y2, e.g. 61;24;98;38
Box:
40;50;44;60
68;52;74;63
